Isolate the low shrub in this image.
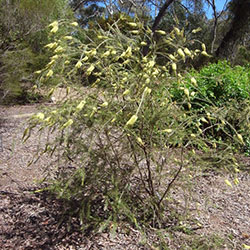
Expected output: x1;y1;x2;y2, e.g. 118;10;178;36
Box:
25;18;243;232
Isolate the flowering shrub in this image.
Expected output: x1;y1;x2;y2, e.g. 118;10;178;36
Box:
25;17;243;231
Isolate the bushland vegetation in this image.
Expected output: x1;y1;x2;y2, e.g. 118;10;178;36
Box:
1;0;250;248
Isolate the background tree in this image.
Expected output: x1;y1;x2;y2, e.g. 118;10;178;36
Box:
215;0;250;60
0;0;72;103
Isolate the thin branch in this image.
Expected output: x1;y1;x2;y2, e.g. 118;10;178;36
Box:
151;0;176;32
157;147;184;207
142;146;155;196
127;135;151;195
73;0;88;12
206;0;229;53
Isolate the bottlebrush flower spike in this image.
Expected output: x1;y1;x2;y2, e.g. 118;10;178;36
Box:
125;115;138;127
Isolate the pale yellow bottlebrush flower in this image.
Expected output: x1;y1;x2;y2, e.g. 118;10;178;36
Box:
64;36;73;40
201;51;211;57
50;25;59;33
76;100;86;111
164;39;173;45
225;179;233;188
92;79;100;85
122;77;128;82
174;27;180;35
86;64;95;75
177;48;185;60
243;244;250;249
44;116;51;123
145;78;150;84
54;46;64;53
234;178;239;185
35;112;45;120
136;137;144;145
121;47;132;58
169;54;176;61
155;30;166;35
236;133;244;144
131;30;139;35
190;133;196;137
128;22;137;28
200;117;208;123
191;77;197;86
82;56;88;62
75;60;82;68
172;63;177;71
152;69;159;76
201;43;206;51
45;42;57;49
102;50;110;57
62;119;73;128
48;88;55;97
122;89;130;96
90;49;97;56
47;60;55;67
126;46;132;57
49;21;58;28
71;22;78;26
90;107;97;117
140;41;147;46
46;70;53;77
64;60;70;65
97;35;108;39
125;115;138;127
34;70;42;74
144;87;151;95
147;60;155;68
123;59;130;65
162;129;172;133
184;48;192;57
192;27;202;33
51;55;59;60
184;88;189;97
100;101;108;107
234;167;240;173
66;87;70;94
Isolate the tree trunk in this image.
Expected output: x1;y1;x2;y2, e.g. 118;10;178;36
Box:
215;0;250;59
143;0;176;55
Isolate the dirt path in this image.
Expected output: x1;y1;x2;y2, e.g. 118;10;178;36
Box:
0;104;250;249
